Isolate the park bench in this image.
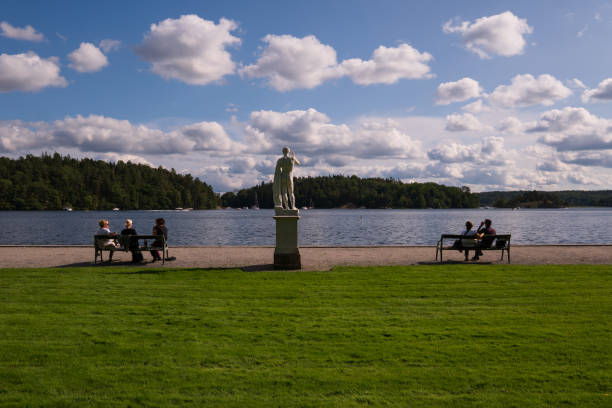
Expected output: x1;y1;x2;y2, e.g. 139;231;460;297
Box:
94;234;168;264
435;234;511;263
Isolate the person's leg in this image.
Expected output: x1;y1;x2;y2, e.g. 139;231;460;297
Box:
289;178;296;209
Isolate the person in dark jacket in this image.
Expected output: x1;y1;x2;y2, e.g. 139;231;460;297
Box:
473;218;497;261
121;219;143;263
150;218;168;262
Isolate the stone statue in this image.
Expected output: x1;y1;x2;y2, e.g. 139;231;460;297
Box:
273;146;300;211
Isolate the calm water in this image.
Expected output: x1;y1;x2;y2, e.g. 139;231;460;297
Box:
1;208;611;246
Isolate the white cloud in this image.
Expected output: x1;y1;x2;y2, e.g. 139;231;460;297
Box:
461;99;490;113
530;107;612;152
560;151;612;168
0;115;241;155
497;117;525;134
427;136;506;165
68;42;109;73
443;11;533;58
565;172;601;185
0;52;67;92
136;15;240;85
99;39;121;53
95;153;153;166
536;160;569;172
241;35;433;90
240;34;343;91
445;113;486;131
435;77;481;105
244;108;423;160
0;21;44;42
340;43;433;85
582;78;612;102
567;78;587;89
488;74;572;107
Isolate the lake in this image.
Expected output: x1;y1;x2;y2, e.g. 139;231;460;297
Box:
1;208;611;246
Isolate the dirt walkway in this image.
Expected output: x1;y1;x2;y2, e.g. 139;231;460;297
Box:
0;245;610;270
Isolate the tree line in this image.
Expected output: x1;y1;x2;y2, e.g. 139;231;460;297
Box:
221;175;480;209
479;190;612;208
0;153;219;210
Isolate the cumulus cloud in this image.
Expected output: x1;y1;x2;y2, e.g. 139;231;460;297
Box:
244;108;423;160
136;15;240;85
0;52;67;92
461;99;490;113
536;160;569;172
99;39;122;52
0;21;45;42
530;107;612;152
443;11;533;58
560;151;612;168
241;35;433;90
565;171;601;185
445;113;486;131
434;77;481;105
582;78;612;102
497;117;525;134
95;153;153;166
488;74;572;107
0;115;241;155
427;136;506;165
68;42;109;73
240;35;343;91
339;43;433;85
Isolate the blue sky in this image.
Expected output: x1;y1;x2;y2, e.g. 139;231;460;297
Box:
2;0;612;191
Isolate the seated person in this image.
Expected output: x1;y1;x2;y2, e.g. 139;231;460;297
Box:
96;219;117;262
473;218;496;261
121;219;143;263
460;221;477;261
150;218;168;262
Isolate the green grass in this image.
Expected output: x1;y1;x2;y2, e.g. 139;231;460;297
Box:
0;265;611;407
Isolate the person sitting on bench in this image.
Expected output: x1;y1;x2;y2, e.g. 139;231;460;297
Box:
473;218;496;261
96;219;117;262
460;220;477;261
121;219;144;263
150;218;167;262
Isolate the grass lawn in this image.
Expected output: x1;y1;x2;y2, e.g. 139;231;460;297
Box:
0;265;611;407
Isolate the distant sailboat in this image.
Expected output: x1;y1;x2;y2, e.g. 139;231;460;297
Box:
251;192;260;210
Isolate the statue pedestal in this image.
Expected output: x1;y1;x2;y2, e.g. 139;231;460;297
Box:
273;214;301;270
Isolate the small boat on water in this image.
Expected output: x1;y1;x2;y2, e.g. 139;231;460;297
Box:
112;207;120;211
63;207;72;211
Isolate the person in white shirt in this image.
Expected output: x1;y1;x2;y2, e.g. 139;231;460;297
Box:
96;219;117;262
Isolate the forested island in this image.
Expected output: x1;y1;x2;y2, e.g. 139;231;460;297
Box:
479;190;612;208
0;154;218;210
2;154;612;210
221;175;479;209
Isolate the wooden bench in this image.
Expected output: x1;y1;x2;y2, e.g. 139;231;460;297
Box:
435;234;511;263
94;234;168;264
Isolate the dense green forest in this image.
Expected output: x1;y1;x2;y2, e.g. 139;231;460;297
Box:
479;190;612;208
221;175;480;209
0;153;218;210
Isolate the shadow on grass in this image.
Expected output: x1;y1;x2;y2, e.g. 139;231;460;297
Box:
418;260;494;265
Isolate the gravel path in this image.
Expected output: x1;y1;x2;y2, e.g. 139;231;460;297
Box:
1;245;610;270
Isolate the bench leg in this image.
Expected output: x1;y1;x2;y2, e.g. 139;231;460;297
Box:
507;248;511;264
440;248;443;263
435;246;439;261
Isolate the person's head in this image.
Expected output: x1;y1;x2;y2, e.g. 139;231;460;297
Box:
465;221;473;230
282;146;290;156
125;219;133;229
98;219;108;228
484;219;492;228
155;217;165;226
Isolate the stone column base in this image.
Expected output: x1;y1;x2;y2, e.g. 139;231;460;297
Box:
274;215;301;270
274;250;301;270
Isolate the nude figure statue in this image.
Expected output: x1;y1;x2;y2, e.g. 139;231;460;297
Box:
273;147;300;210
